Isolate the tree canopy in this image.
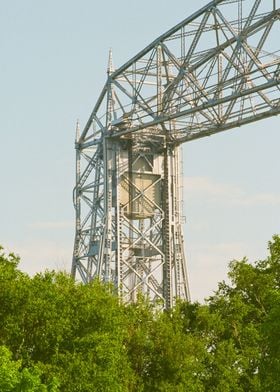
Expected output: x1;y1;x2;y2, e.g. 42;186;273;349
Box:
0;237;279;391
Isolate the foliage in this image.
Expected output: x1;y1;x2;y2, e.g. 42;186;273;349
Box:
0;237;280;391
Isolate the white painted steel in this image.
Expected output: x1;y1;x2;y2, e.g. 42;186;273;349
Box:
72;0;280;308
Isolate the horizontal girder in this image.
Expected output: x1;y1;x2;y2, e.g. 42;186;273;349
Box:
79;0;280;146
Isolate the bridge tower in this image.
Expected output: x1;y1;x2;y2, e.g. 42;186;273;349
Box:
72;0;280;308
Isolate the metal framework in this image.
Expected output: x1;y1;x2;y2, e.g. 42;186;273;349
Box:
72;0;280;308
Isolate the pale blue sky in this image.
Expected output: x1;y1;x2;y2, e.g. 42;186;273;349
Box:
1;0;280;301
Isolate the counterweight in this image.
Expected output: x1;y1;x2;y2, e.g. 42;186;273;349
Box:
72;0;280;308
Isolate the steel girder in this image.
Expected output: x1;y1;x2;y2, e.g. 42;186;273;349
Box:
72;0;280;308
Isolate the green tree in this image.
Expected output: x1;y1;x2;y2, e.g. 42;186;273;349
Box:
1;237;280;391
0;345;21;391
0;345;59;391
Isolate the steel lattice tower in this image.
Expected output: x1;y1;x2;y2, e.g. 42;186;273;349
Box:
72;0;280;308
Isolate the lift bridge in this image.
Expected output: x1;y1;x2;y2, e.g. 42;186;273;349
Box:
72;0;280;308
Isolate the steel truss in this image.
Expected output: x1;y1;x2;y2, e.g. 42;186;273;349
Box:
72;0;280;308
